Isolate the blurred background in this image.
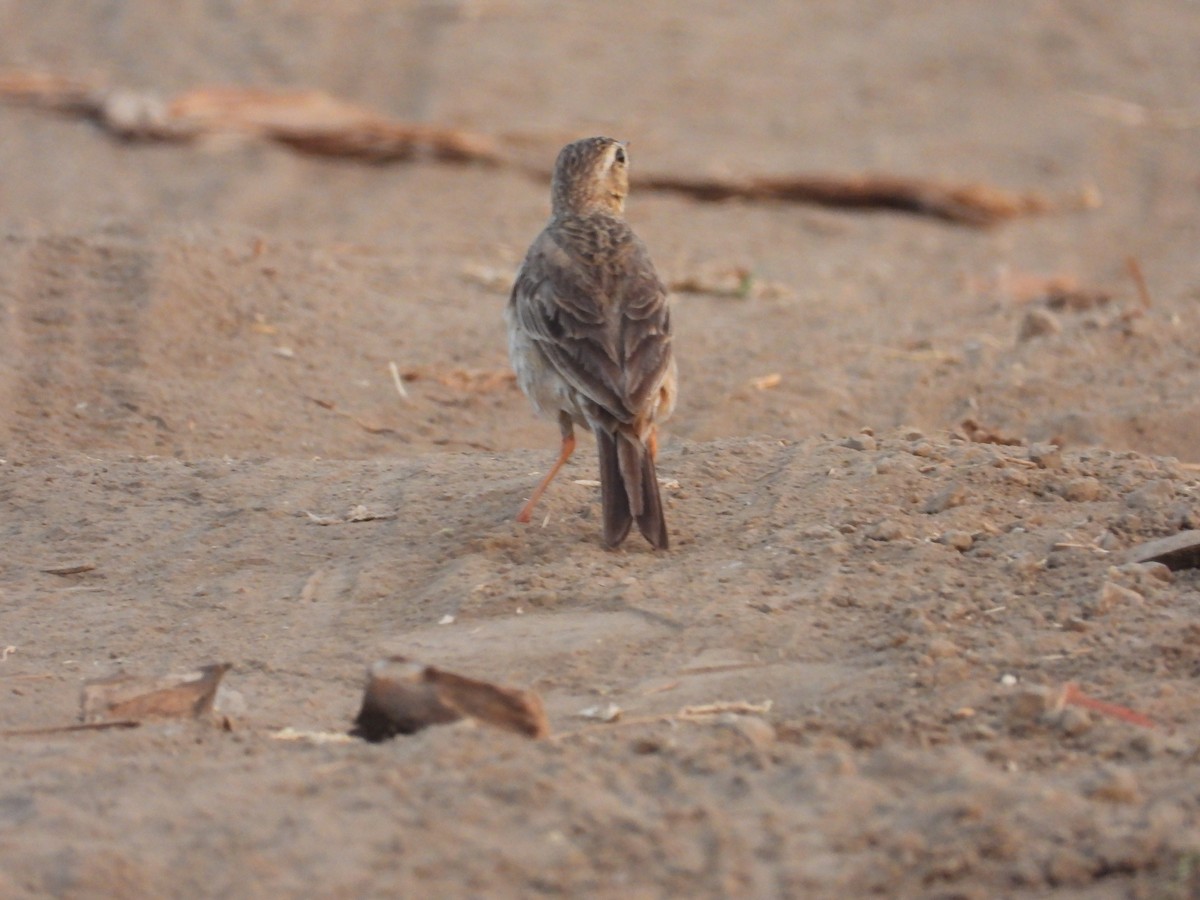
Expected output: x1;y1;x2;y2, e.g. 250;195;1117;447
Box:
1;0;1198;461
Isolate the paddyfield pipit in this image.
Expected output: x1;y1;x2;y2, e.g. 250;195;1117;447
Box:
506;136;677;549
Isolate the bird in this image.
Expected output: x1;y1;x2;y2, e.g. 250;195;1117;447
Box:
506;136;677;549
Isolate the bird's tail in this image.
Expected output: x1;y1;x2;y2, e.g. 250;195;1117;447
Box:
597;428;668;550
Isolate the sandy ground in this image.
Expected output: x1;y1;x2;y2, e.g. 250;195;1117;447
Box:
2;1;1200;897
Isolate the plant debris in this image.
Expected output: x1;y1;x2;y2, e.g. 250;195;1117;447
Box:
961;418;1024;446
398;367;516;392
40;563;97;576
82;663;231;724
350;656;549;742
303;505;397;526
0;69;1088;227
1124;530;1200;571
634;172;1077;227
0;71;500;162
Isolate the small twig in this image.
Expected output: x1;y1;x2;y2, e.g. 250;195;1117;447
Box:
1001;456;1038;468
749;373;782;391
40;564;96;576
635;172;1061;227
679;700;772;717
1076;92;1200;130
387;361;410;403
552;699;772;741
1125;256;1153;308
2;720;140;737
271;727;355;744
1051;542;1110;555
1038;648;1093;661
1062;682;1155;729
0;70;1079;228
303;395;401;436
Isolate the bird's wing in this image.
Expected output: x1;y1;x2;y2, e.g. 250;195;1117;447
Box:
511;222;672;428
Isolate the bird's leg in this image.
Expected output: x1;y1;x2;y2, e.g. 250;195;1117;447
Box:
516;414;576;524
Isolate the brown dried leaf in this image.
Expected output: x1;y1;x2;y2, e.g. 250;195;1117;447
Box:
351;656;548;742
749;373;782;391
401;367;516;393
637;172;1058;227
0;70;98;110
1125;530;1200;571
82;663;231;723
40;563;97;576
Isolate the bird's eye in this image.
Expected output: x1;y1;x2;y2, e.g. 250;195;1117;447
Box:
614;146;627;165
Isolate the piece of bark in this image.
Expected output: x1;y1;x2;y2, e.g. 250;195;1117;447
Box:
2;721;140;738
0;72;501;163
164;87;501;162
0;70;95;111
634;172;1058;227
1124;530;1200;571
40;564;96;576
82;663;231;723
350;656;548;742
1;70;1081;227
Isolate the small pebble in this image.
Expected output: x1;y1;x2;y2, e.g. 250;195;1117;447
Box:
1028;443;1063;470
1017;308;1062;341
1128;731;1167;759
1058;477;1103;502
1124;479;1175;510
1006;687;1056;730
1085;766;1141;804
938;530;975;551
868;519;909;541
1001;468;1029;486
1141;561;1173;583
1056;706;1092;737
842;434;876;452
873;455;906;475
800;524;839;539
922;483;968;514
925;638;959;659
1086;581;1144;617
722;715;776;750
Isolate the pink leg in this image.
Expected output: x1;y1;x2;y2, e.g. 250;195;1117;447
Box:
517;428;576;523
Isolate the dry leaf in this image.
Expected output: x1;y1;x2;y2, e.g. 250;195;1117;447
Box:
350;656;548;742
0;70;1076;226
40;564;96;576
1125;530;1200;571
82;663;231;723
749;373;782;391
577;703;622;722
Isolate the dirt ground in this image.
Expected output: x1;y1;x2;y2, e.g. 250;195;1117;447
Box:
2;2;1200;897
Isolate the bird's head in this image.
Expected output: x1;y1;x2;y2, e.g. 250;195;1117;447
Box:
550;136;630;217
